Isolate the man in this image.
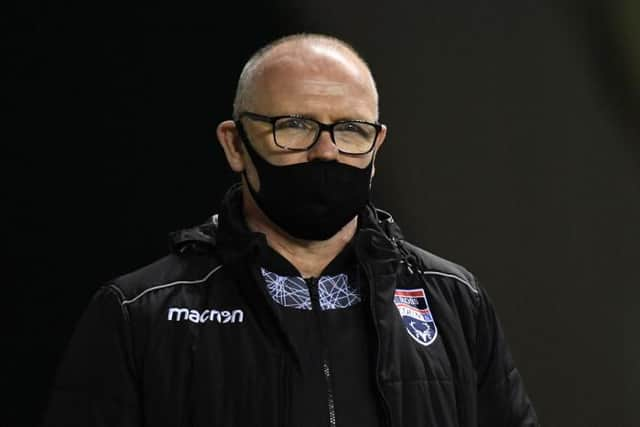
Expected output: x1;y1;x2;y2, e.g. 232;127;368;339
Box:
44;34;538;426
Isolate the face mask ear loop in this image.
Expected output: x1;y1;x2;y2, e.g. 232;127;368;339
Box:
234;121;252;160
234;121;261;194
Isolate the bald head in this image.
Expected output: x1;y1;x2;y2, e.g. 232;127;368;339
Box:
232;34;379;120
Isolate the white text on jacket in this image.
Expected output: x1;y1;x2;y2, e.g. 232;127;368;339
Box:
167;307;244;324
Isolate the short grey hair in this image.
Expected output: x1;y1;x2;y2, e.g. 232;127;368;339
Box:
232;33;378;120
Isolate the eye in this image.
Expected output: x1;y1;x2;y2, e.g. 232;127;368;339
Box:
276;118;312;130
336;122;368;136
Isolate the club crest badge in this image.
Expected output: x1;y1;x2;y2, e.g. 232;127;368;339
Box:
393;288;438;346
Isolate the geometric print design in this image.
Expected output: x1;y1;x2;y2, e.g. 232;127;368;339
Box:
260;267;361;311
317;273;362;310
261;268;311;310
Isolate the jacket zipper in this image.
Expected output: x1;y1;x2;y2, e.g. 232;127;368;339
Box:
360;262;393;427
306;277;338;427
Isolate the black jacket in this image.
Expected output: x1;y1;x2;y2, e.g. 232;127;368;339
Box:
44;185;538;427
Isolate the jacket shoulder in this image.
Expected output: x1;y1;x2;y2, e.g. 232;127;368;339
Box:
401;240;479;297
107;215;223;304
108;253;222;305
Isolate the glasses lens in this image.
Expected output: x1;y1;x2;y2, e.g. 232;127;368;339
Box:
274;117;319;150
333;122;377;154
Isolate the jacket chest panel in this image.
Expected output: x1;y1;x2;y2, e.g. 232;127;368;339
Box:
375;273;455;382
143;306;289;427
380;299;456;382
373;274;478;426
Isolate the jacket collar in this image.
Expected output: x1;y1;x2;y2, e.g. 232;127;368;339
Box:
169;183;405;267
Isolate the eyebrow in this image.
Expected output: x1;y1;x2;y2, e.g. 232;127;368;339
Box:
289;113;376;123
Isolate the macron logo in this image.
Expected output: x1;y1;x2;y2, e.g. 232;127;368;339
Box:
167;307;244;324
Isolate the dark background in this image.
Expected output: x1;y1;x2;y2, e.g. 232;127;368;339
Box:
6;0;639;426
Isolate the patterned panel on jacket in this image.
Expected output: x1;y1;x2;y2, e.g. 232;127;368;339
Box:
260;267;361;310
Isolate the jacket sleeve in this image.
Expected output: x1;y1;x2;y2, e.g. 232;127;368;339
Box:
474;286;539;427
43;285;141;427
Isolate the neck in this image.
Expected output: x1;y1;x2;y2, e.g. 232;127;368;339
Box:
241;184;356;278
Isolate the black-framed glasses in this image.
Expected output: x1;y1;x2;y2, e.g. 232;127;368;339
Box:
236;111;382;155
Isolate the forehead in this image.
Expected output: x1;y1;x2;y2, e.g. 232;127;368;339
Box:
248;42;377;119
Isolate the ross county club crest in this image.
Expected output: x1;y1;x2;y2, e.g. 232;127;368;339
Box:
393;288;438;346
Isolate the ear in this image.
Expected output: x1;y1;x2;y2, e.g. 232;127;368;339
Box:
375;124;387;152
371;124;388;177
217;120;246;173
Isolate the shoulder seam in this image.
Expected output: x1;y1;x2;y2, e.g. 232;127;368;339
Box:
420;270;479;295
107;283;127;301
396;240;479;296
103;284;132;322
117;264;224;306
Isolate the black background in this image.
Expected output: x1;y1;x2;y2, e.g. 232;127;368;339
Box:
6;1;639;426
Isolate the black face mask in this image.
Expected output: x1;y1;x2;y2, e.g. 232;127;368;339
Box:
237;124;373;241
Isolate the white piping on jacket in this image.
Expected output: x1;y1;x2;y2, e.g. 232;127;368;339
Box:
120;265;223;306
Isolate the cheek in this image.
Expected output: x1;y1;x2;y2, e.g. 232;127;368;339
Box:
265;150;309;166
338;154;374;170
248;133;306;166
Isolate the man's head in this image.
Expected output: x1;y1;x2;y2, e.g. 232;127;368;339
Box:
232;34;379;124
217;34;387;240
